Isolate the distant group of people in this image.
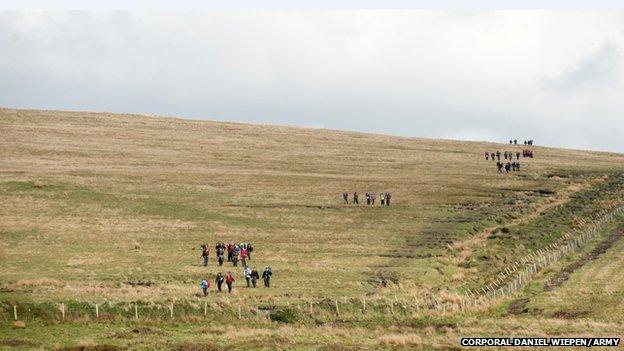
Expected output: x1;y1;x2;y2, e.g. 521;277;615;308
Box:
201;242;254;267
496;161;521;173
485;150;523;161
485;139;536;173
508;139;534;145
199;266;273;295
343;192;392;206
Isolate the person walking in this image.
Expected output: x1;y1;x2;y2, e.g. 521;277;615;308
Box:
227;243;234;262
200;278;210;296
216;245;225;266
225;272;235;293
386;192;391;206
244;266;252;287
353;192;359;205
262;266;272;287
485;152;489;160
247;242;254;260
232;245;240;267
365;193;370;205
201;244;210;267
215;272;224;292
240;246;249;267
380;192;385;206
496;151;501;160
342;192;349;204
250;267;259;287
371;193;376;205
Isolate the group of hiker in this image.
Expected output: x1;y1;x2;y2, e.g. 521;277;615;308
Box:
509;139;534;146
198;241;273;295
199;266;273;295
201;242;254;267
509;139;533;146
485;149;532;173
485;150;523;161
496;161;521;173
343;192;392;206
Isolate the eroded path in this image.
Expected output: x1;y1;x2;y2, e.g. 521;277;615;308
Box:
451;177;605;263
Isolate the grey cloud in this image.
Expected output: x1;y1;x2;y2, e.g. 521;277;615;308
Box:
543;42;622;91
1;11;624;152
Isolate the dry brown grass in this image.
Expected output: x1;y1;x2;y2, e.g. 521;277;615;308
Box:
1;107;624;304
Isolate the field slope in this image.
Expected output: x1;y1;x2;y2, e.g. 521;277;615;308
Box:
1;107;624;350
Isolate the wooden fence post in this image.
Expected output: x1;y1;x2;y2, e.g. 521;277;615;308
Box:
169;303;174;318
134;304;138;320
61;303;65;320
334;299;340;316
95;304;99;319
204;302;207;317
13;305;17;321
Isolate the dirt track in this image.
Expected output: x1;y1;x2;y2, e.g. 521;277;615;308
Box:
508;226;624;315
545;227;624;291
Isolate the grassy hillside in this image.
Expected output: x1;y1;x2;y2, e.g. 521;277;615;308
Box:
1;107;624;350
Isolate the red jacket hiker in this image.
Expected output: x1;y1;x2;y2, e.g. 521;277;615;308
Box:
225;273;235;293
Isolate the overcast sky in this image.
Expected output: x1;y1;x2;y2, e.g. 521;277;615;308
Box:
1;10;623;152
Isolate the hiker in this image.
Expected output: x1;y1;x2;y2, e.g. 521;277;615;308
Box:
201;244;210;267
504;151;509;160
516;162;521;171
505;162;511;173
232;245;240;267
516;151;520;160
240;245;249;267
225;272;235;293
247;242;254;260
215;272;225;292
385;192;391;206
509;140;513;144
371;193;376;205
365;193;370;205
250;267;259;287
514;139;517;145
353;192;359;204
342;192;349;204
216;244;225;266
227;243;234;262
200;278;210;296
485;152;489;160
524;140;527;145
492;152;496;161
262;266;272;287
244;266;252;287
380;192;385;206
496;162;503;173
496;151;501;160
